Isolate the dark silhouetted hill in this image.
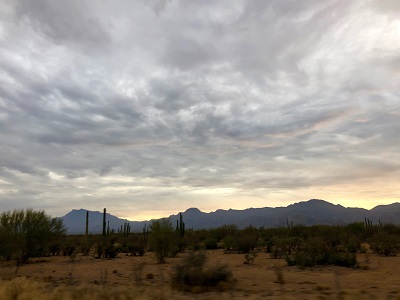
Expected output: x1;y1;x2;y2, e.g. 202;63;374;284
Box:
62;209;146;234
61;199;400;234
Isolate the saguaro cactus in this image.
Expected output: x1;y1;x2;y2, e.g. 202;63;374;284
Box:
179;213;185;238
142;223;147;242
127;223;131;235
364;218;372;227
102;208;107;236
85;210;89;236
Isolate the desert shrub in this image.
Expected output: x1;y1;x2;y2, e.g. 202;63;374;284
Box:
104;244;120;258
175;238;187;255
79;237;91;256
270;246;284;259
235;226;259;253
203;237;219;250
149;218;175;263
287;250;356;268
285;237;357;268
236;235;256;253
244;251;257;265
183;229;206;251
329;252;357;267
119;233;147;256
48;240;62;256
263;238;273;253
94;240;121;259
125;242;145;256
381;224;400;235
171;251;233;292
96;243;104;259
369;232;400;256
345;222;367;239
273;267;285;284
222;236;237;252
210;225;238;241
270;237;301;258
169;242;182;258
284;237;328;267
62;242;77;256
135;245;145;257
0;209;66;262
290;224;309;239
339;235;363;253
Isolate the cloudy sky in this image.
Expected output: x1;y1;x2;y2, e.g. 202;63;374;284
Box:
0;0;399;220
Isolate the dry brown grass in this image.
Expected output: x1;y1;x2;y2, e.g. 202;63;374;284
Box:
1;250;400;299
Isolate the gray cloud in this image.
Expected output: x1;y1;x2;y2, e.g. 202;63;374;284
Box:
15;0;112;49
0;0;399;219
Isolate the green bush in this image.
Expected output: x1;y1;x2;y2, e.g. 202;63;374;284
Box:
270;237;301;258
235;231;258;253
338;235;362;253
369;233;400;256
104;244;120;258
48;240;62;256
62;242;77;256
124;242;145;256
203;237;219;250
0;209;66;262
284;237;357;268
149;218;175;263
80;237;91;256
222;236;237;252
209;225;238;241
329;252;357;267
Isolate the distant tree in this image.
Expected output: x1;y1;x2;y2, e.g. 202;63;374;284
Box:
0;209;66;262
149;218;174;263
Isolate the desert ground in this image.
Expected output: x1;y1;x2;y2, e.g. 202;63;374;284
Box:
1;250;399;299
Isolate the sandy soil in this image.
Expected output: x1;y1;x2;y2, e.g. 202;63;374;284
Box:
1;250;399;299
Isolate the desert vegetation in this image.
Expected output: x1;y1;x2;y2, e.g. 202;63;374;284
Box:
0;209;66;263
1;208;400;299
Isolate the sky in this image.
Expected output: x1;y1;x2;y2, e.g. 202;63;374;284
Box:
0;0;399;221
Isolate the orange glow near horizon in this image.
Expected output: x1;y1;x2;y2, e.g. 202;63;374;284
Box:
113;183;399;221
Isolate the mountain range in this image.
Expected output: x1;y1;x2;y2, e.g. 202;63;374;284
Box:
61;199;400;234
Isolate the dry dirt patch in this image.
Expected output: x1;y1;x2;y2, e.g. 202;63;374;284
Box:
1;250;399;299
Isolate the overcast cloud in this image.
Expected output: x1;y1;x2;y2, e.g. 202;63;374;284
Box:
0;0;399;220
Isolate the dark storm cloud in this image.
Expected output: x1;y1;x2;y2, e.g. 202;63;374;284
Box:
0;0;399;217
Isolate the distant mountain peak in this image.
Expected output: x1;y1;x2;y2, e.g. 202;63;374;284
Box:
184;207;202;214
292;199;338;207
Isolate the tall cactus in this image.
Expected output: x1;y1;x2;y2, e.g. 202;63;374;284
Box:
365;217;372;227
179;213;185;238
82;210;90;256
142;223;147;242
123;222;129;236
85;210;89;236
102;208;107;237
